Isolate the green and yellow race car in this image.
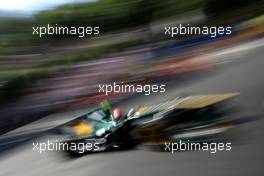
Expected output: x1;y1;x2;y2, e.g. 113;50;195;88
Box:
51;93;239;156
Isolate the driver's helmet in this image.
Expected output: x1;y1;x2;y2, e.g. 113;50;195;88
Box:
100;100;111;115
113;107;122;121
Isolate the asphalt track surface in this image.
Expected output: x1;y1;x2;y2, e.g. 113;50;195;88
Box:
0;43;264;176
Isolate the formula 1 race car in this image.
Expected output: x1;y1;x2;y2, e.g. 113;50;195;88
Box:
51;93;239;156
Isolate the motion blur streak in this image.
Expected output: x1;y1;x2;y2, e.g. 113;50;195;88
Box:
0;0;264;176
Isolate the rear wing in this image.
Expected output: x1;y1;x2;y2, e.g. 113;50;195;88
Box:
176;93;239;109
133;93;239;117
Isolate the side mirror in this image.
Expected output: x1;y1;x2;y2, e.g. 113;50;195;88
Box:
127;108;135;117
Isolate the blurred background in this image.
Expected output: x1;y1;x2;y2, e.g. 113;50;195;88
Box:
0;0;264;175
